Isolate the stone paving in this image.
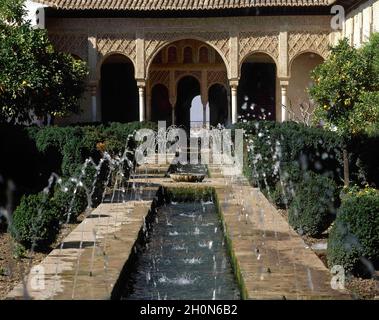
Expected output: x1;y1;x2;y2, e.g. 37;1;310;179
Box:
208;165;350;299
7;158;350;300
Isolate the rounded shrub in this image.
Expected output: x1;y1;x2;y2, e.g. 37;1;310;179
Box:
10;193;61;249
288;172;338;237
327;187;379;277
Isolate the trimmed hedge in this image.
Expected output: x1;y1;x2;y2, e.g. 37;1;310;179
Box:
348;135;379;188
53;179;88;223
238;121;343;211
238;121;379;210
288;172;338;237
327;187;379;277
10;193;61;248
7;121;156;249
239;121;344;188
28;121;157;177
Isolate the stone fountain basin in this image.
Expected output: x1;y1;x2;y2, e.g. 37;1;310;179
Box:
170;173;206;183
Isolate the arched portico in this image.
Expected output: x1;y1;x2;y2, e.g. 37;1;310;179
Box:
100;54;139;123
239;52;278;122
46;10;333;125
146;39;229;129
287;52;324;123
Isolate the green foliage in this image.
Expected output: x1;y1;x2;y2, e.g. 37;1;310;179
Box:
238;121;344;192
348;134;379;188
267;162;303;208
80;160;110;208
28;122;156;177
10;193;60;248
162;187;214;203
53;179;88;223
327;187;379;277
0;0;25;25
347;92;379;136
103;122;157;155
288;172;338;237
310;35;379;136
0;0;88;124
12;242;26;259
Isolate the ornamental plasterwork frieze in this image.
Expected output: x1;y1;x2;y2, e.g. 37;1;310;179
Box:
207;70;228;89
239;32;279;63
148;70;170;89
96;34;136;64
174;70;202;84
48;33;88;60
145;32;230;69
288;31;330;61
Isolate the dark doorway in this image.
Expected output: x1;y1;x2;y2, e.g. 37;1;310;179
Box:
209;84;228;127
151;84;172;125
238;62;276;121
101;55;138;123
175;76;201;131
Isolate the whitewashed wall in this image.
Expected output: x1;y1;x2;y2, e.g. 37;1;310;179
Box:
338;0;379;47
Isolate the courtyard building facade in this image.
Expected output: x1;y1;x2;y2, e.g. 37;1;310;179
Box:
26;0;379;127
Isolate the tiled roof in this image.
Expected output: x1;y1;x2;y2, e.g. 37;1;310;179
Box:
34;0;334;11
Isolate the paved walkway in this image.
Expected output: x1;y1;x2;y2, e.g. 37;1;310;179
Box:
209;165;350;299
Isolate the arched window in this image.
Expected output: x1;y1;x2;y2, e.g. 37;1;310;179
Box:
167;46;177;63
183;46;193;64
199;46;209;63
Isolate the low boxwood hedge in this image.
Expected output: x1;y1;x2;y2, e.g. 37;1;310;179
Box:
53;179;88;223
288;172;338;237
327;187;379;277
10;193;61;249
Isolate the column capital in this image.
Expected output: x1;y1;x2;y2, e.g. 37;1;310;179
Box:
88;81;98;96
136;79;146;88
229;79;239;88
278;77;290;87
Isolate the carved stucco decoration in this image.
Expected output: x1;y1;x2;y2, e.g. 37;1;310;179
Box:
239;32;279;63
288;31;330;62
207;70;228;89
145;32;230;71
97;34;136;64
148;70;170;89
48;33;88;60
174;70;201;84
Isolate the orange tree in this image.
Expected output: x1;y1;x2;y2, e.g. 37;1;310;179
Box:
309;35;379;185
0;0;88;124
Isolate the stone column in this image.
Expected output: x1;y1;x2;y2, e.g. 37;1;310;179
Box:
90;82;97;122
278;30;289;123
171;107;175;126
169;96;176;126
146;92;152;121
230;82;238;124
227;88;231;125
88;33;98;123
138;86;145;122
280;80;289;122
203;102;207;128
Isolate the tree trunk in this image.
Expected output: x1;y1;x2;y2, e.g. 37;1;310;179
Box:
343;148;350;187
